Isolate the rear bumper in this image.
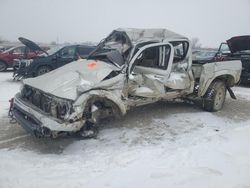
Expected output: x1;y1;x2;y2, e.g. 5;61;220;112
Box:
13;93;83;137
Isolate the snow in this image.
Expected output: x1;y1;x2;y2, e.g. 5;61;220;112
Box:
233;86;250;101
1;72;250;188
0;72;20;115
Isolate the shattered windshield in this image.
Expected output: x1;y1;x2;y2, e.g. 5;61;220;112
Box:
88;31;132;68
89;49;125;68
103;32;131;55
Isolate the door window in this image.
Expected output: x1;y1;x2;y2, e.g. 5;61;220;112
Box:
219;43;230;54
60;46;76;58
170;41;188;63
12;46;25;54
134;45;171;70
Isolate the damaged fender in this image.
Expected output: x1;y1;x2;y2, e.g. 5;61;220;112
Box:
198;60;241;97
69;89;127;122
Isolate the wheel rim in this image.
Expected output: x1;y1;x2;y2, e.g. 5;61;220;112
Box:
0;62;6;71
37;67;50;76
214;87;225;109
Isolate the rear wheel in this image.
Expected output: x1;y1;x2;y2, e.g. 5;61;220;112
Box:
0;61;7;72
203;80;226;112
36;66;52;76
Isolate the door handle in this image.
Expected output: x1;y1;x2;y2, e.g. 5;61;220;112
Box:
154;75;164;79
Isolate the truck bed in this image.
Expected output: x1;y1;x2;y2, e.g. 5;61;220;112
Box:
192;60;242;96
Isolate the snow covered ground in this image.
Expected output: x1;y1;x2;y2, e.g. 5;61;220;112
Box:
0;72;250;188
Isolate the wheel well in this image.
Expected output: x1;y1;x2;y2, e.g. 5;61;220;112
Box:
35;65;53;76
213;74;235;87
37;65;53;71
83;96;123;120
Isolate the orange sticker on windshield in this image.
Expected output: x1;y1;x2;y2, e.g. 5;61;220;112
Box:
87;61;97;68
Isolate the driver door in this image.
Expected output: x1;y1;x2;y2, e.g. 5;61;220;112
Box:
55;46;77;67
128;42;174;98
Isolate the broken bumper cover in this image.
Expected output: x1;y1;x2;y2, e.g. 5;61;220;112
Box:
13;59;35;79
13;64;30;79
13;93;84;137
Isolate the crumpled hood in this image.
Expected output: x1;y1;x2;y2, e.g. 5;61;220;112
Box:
23;59;119;100
227;35;250;53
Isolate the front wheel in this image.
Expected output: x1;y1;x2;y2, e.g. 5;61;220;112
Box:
78;121;98;139
0;61;7;72
36;66;52;76
202;80;226;112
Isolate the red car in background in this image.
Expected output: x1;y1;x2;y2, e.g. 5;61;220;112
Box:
0;42;48;72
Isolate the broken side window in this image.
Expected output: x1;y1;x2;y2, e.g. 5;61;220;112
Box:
134;45;170;70
170;41;188;63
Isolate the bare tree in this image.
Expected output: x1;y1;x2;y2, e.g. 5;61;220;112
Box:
191;37;202;49
0;36;5;44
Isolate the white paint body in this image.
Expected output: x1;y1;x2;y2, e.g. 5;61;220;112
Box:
13;28;242;135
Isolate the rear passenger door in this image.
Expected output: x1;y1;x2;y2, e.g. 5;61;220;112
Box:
166;41;191;90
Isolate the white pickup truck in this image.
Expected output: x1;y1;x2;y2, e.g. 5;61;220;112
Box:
12;28;242;138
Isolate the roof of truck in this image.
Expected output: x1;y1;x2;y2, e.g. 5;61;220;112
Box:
115;28;188;43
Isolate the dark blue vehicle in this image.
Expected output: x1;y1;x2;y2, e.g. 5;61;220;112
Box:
13;37;95;79
216;36;250;84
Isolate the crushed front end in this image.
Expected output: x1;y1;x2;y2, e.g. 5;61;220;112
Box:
13;85;84;138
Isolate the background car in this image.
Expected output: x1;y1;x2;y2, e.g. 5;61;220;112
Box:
192;49;217;64
216;35;250;84
0;45;44;72
13;37;96;79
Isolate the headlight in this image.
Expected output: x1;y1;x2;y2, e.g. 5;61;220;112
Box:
57;103;67;116
55;101;72;120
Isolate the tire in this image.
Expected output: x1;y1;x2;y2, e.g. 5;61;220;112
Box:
0;61;7;72
78;121;98;139
203;80;226;112
36;66;52;76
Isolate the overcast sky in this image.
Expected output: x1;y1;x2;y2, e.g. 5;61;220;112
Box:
1;0;250;47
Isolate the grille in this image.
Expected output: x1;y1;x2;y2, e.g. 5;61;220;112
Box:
21;86;52;113
20;85;72;119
